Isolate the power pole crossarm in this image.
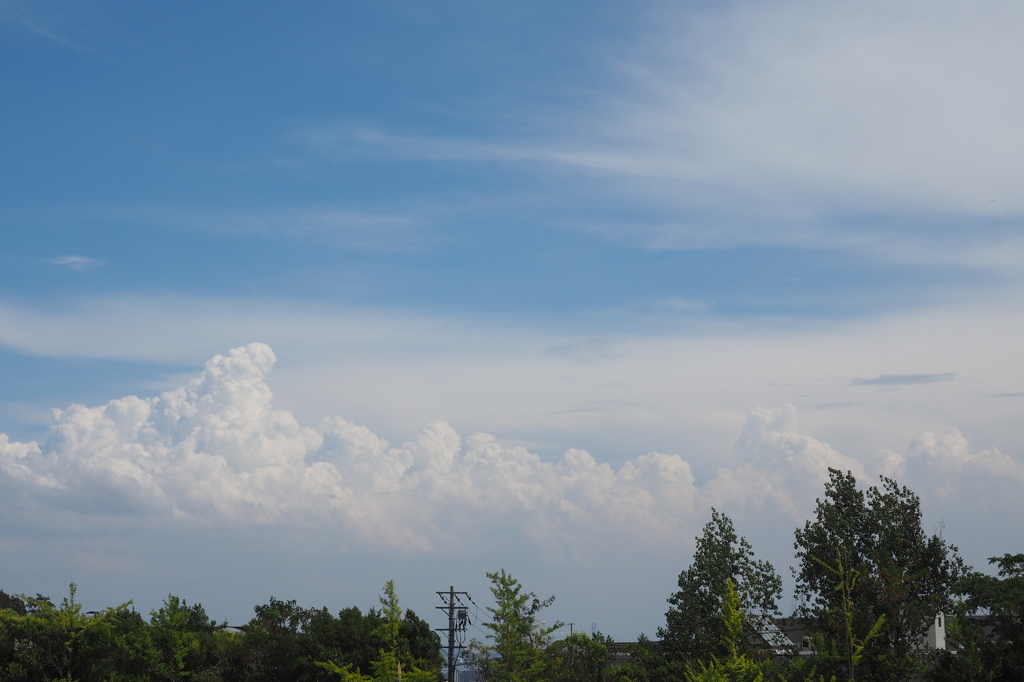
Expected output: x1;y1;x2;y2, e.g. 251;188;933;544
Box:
436;586;472;682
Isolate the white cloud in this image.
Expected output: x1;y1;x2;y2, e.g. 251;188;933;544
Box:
896;426;1024;497
3;289;1024;468
47;255;103;270
4;343;1019;564
0;344;706;552
696;404;864;518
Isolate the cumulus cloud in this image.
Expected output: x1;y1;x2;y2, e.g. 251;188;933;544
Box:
698;405;864;517
890;427;1024;498
0;344;706;552
2;344;1020;559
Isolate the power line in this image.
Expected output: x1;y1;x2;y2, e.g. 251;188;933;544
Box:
436;586;472;682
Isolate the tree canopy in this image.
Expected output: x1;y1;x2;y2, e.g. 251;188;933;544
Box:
660;509;782;665
465;569;564;682
794;469;967;682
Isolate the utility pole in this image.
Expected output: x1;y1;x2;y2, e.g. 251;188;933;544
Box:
436;586;471;682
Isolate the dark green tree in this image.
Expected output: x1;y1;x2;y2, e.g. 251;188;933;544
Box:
929;553;1024;682
660;509;782;666
0;591;26;616
604;634;671;682
400;608;444;674
543;632;610;682
794;469;967;682
149;594;222;680
73;604;161;682
684;580;773;682
219;597;313;682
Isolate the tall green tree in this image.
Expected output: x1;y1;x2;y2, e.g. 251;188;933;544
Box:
466;569;564;682
794;469;967;682
660;509;782;666
368;580;438;682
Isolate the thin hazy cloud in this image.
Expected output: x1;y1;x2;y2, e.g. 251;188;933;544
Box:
47;255;103;270
851;373;956;387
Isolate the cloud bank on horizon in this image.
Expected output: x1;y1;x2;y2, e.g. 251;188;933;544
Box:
3;343;1019;560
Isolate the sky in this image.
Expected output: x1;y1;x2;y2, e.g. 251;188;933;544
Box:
2;0;1024;643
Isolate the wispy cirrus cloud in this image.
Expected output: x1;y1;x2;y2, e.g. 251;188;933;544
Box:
296;2;1024;269
1;1;88;51
22;205;429;252
47;255;103;270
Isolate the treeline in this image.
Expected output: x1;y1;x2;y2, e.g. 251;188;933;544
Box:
0;580;441;682
461;469;1023;682
2;469;1022;681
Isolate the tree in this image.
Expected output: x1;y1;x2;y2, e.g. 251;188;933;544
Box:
368;580;437;682
319;580;440;682
73;604;161;682
806;550;885;682
148;594;222;680
400;609;444;674
0;591;26;616
684;580;769;682
794;469;967;682
0;584;160;682
543;632;610;682
465;569;563;682
604;634;671;682
929;553;1024;682
219;596;313;682
660;509;782;666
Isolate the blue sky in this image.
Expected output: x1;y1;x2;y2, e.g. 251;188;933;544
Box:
2;0;1024;642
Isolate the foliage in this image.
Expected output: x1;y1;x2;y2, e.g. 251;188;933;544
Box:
661;509;782;665
683;581;767;682
320;580;440;682
0;590;27;616
793;469;967;682
543;632;610;682
924;600;997;682
603;634;673;682
219;596;313;681
148;593;222;680
810;550;885;682
0;581;440;682
929;553;1024;682
465;569;564;682
0;583;161;681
